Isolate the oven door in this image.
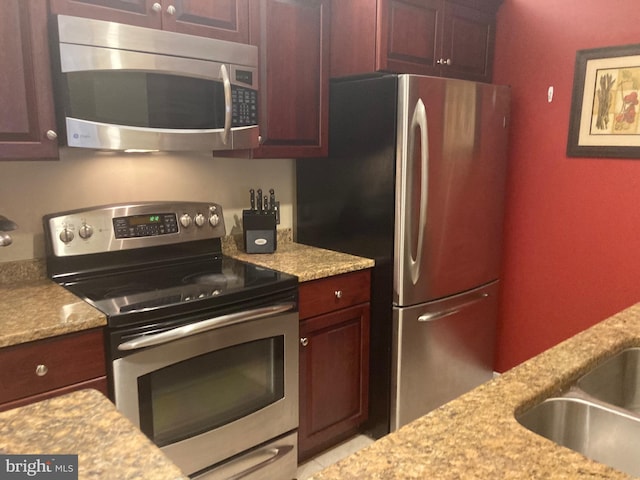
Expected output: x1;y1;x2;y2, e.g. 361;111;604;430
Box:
111;305;298;477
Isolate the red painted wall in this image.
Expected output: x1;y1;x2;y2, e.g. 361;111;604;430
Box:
493;0;640;371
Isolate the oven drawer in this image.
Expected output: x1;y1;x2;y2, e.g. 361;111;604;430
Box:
0;328;106;404
298;269;371;320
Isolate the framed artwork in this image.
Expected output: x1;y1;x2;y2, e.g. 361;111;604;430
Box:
567;43;640;158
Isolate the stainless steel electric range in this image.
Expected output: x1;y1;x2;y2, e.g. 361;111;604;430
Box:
43;201;299;480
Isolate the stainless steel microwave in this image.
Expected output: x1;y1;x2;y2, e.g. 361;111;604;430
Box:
52;15;259;152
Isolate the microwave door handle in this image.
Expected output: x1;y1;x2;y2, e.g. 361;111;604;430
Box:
221;64;232;145
117;302;295;351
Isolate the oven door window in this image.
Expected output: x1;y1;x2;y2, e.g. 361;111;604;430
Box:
65;71;256;129
138;336;284;447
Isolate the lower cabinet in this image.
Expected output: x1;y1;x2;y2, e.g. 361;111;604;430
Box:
0;328;108;411
298;270;371;461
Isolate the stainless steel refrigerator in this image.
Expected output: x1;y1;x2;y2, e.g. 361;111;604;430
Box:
296;73;510;435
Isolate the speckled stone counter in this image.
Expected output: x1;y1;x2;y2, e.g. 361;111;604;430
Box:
0;278;106;348
0;389;187;480
224;240;374;282
0;236;372;347
311;303;640;479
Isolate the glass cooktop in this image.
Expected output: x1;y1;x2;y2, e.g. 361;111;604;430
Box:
62;255;297;327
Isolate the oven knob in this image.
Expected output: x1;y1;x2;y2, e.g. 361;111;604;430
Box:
78;223;94;239
180;213;192;228
209;213;220;227
59;228;74;243
194;213;206;227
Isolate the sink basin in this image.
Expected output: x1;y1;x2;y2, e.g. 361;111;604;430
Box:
517;397;640;477
576;347;640;413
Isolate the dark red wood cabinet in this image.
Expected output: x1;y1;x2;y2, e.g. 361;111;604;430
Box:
298;270;371;461
330;0;500;83
49;0;251;43
0;1;58;160
247;0;330;158
0;328;108;412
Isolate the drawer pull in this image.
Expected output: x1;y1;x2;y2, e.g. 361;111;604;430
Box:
300;337;309;347
35;364;48;377
334;290;343;299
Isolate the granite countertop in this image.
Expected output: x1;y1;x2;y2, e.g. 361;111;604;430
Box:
0;265;106;348
0;237;373;348
224;238;374;282
0;389;187;480
312;303;640;480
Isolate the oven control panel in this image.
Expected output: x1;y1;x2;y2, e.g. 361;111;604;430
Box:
113;213;179;239
44;202;226;257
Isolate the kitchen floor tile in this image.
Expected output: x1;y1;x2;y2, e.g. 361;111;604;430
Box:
296;434;375;480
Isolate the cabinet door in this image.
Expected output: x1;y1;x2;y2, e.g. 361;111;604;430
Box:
329;0;377;77
251;0;329;158
0;329;106;405
440;2;495;82
0;1;58;160
378;0;443;76
161;0;250;43
49;0;250;42
49;0;162;28
298;304;370;460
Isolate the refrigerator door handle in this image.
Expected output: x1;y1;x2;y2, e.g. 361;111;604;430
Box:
417;293;490;323
407;98;430;285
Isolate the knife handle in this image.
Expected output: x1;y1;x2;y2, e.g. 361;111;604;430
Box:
269;189;275;211
249;189;255;210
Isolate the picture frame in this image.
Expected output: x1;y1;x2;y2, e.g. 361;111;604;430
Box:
567;43;640;158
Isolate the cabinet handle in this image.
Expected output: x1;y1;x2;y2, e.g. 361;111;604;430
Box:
300;337;309;347
152;2;162;12
167;5;176;15
334;290;343;299
35;364;48;377
437;58;452;66
45;130;57;141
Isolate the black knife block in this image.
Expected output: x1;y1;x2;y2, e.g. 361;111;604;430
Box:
243;210;277;254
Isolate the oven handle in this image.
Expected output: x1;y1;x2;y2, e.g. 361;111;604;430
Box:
117;303;296;351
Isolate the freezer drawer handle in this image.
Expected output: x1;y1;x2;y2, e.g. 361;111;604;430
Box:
117;303;296;351
417;293;489;323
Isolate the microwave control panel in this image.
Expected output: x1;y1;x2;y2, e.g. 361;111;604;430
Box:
231;86;258;126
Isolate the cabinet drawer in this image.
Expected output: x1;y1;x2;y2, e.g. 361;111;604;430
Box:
299;269;371;320
0;329;106;404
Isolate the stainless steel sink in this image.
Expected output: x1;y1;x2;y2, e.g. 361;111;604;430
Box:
516;347;640;477
517;396;640;477
576;347;640;413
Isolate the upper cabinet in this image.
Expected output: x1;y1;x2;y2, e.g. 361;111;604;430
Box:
330;0;501;83
49;0;251;43
247;0;330;158
0;1;58;160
